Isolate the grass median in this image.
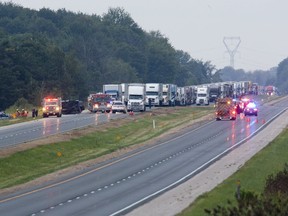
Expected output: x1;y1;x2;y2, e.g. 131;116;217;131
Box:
178;127;288;216
0;106;213;189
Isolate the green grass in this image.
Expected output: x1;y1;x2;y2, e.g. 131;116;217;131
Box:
0;116;42;127
255;94;281;105
178;128;288;216
0;106;213;189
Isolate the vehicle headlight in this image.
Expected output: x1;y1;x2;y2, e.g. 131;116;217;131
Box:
94;104;99;108
55;106;60;111
107;104;112;108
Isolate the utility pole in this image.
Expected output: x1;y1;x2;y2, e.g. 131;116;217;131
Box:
223;37;241;68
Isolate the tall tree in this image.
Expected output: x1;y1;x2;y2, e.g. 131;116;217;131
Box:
277;58;288;93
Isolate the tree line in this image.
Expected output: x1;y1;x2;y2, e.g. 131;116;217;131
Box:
0;3;220;110
215;60;288;95
1;3;287;111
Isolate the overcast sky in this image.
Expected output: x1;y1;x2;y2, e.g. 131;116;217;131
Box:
1;0;288;71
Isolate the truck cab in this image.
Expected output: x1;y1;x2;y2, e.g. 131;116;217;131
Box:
196;86;210;105
87;93;112;113
145;83;163;107
127;83;146;112
42;97;62;118
215;97;237;121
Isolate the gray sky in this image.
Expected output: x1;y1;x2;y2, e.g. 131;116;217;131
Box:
1;0;288;71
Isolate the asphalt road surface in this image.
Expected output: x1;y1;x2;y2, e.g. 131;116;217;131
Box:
0;98;287;216
0;111;129;149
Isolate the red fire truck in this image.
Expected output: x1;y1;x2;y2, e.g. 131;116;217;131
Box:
42;97;62;118
265;85;275;95
87;93;112;113
215;97;237;121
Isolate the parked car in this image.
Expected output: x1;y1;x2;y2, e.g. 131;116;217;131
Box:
0;112;11;120
244;102;258;116
111;101;127;114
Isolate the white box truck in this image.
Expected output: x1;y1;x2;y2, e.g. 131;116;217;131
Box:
127;83;146;112
103;84;122;101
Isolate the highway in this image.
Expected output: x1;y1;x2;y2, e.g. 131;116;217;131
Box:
0;111;129;149
0;98;287;216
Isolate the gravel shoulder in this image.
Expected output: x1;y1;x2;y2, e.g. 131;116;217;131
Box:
127;107;288;216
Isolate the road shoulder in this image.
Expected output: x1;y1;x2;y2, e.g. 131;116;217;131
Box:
127;109;288;216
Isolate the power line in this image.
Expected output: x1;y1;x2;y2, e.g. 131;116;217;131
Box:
223;37;241;68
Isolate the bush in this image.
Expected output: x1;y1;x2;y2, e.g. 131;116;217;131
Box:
205;164;288;216
264;163;288;197
6;98;34;114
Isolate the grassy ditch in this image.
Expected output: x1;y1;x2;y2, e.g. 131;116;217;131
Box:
0;106;213;189
179;127;288;216
0;116;42;127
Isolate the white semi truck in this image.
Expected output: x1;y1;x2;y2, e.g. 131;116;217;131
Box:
196;86;210;105
103;84;122;101
145;83;163;107
127;83;146;112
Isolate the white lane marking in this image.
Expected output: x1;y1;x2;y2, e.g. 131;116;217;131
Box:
110;109;287;216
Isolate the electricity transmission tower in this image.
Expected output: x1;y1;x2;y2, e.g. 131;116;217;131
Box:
223;37;241;68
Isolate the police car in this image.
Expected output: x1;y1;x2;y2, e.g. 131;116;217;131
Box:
244;102;258;116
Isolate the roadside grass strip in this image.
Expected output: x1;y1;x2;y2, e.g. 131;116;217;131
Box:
179;128;288;216
0;107;213;189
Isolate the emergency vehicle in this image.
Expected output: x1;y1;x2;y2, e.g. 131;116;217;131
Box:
237;97;252;113
87;93;112;113
215;97;237;121
42;97;62;118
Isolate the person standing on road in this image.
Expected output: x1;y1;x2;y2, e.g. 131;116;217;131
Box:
149;98;152;109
